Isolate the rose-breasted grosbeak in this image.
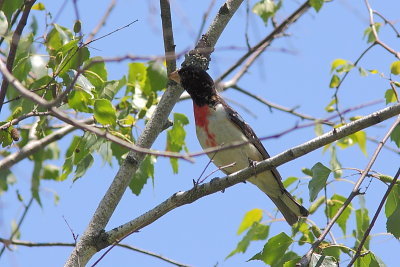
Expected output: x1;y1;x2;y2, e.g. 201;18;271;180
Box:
169;65;309;225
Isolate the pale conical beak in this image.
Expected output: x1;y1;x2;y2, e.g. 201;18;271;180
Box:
168;70;181;84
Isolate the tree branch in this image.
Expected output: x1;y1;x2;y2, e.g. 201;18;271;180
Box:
300;115;400;266
348;167;400;266
0;119;92;171
99;104;400;249
64;1;245;266
0;238;191;267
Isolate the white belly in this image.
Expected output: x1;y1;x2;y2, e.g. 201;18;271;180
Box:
196;104;262;175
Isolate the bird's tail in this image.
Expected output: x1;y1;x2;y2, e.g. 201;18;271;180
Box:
270;190;309;225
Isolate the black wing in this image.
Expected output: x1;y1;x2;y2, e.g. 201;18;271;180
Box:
220;98;284;181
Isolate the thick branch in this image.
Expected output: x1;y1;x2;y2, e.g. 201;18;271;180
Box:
64;1;244;266
99;104;400;247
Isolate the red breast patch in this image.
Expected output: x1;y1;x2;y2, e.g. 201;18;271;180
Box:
193;104;217;147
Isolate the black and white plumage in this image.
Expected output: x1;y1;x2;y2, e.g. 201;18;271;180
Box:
169;66;309;225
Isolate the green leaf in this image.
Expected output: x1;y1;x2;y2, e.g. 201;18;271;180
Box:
275;252;300;267
227;222;269;259
0;11;8;37
46;24;73;51
73;20;81;33
385;89;398;104
32;161;42;206
100;77;126;100
0;129;13;147
32;2;45;10
309;0;324;12
308;162;331;202
129;155;156;195
329;146;342;178
390;124;400;148
128;62;148;93
309;196;325;214
249;232;293;265
309;253;338;267
386;185;400;238
67;70;95;97
68;89;93;112
146;61;168;92
41;164;60;180
329;74;340;88
73;154;94;182
0;169;16;193
73;133;101;165
166;113;189;173
324;98;336;113
327;194;352;234
237;208;263;235
355;207;370;249
330;59;347;72
252;0;282;25
358;67;369;77
94;99;117;126
390;61;400;75
2;0;23;21
350;131;367;155
302;167;313;176
363;23;381;43
283;176;298;188
385;184;400;217
355;252;384;267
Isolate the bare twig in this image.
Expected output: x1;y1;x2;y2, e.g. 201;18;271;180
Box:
300;116;400;267
0;197;34;257
230;85;333;125
373;10;400;38
0;111;51;130
215;1;310;83
86;0;117;43
0;0;36;112
364;0;400;59
0;238;191;267
348;167;400;266
195;0;217;43
332;43;376;123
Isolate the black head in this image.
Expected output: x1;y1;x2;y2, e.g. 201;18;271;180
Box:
176;66;217;106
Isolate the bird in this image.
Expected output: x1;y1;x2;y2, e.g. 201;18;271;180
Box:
169;65;309;225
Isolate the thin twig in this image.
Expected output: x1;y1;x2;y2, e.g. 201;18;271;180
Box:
373;10;400;38
0;238;191;267
86;0;117;43
0;0;36;112
348;167;400;266
0;111;51;130
230;85;332;125
0;119;92;171
364;0;400;59
0;197;34;257
300;116;400;266
215;1;310;83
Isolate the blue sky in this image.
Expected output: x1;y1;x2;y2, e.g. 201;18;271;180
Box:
1;0;400;266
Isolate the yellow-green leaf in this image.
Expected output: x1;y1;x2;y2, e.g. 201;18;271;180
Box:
94;99;116;126
385;89;398;104
330;59;347;72
32;2;45;10
237;208;263;235
390;61;400;75
329;74;340;88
